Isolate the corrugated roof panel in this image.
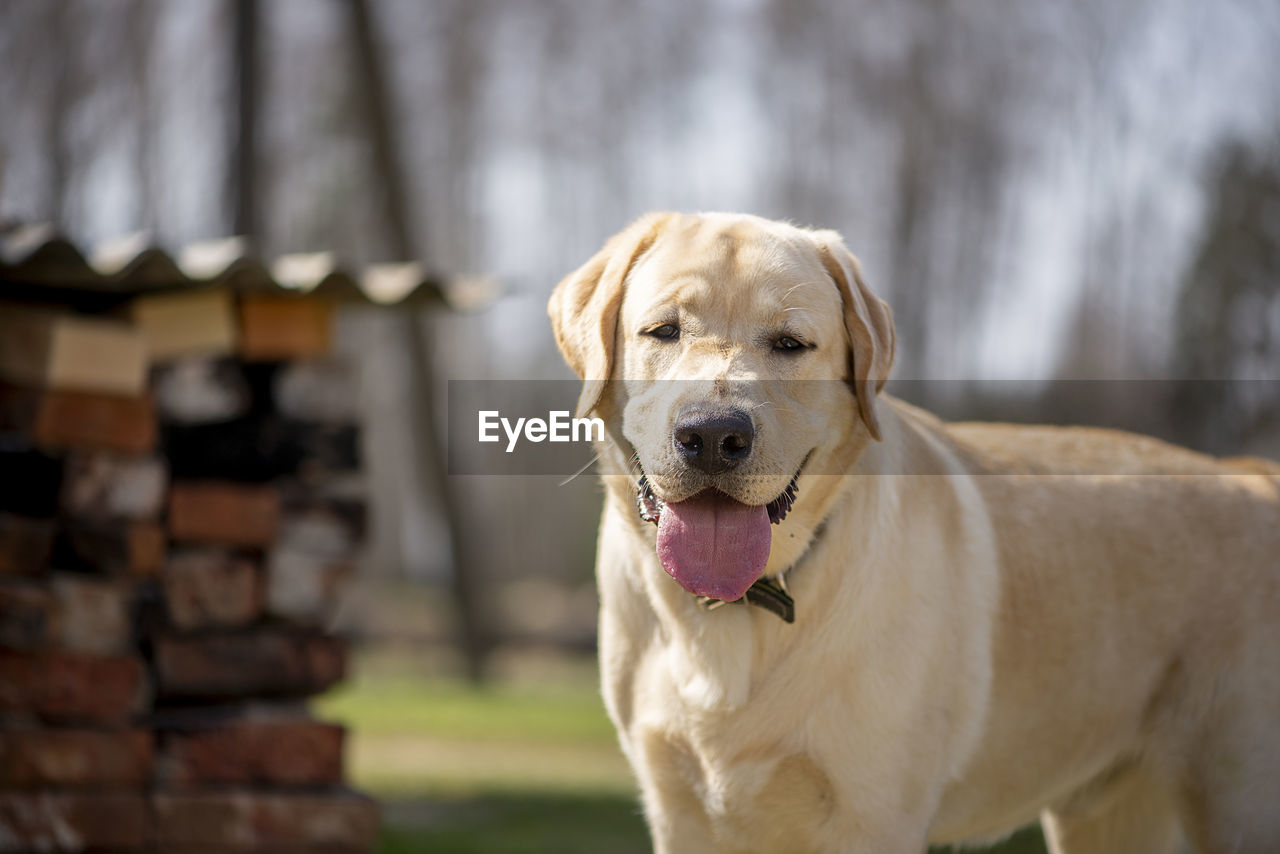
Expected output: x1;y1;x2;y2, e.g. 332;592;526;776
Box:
0;225;482;309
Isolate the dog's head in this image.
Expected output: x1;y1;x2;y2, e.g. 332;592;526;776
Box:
549;212;894;601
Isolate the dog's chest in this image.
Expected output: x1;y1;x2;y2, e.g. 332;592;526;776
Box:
637;722;838;852
609;636;841;850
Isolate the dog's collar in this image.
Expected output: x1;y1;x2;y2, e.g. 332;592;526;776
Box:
693;521;827;624
695;575;795;623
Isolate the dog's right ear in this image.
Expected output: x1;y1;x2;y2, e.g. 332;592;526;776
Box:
548;212;676;417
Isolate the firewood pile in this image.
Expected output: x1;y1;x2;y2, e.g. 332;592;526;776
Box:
0;273;382;853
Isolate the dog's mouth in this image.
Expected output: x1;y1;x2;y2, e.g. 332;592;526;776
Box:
634;461;805;602
636;471;800;526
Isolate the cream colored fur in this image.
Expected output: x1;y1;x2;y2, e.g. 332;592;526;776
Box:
548;212;1280;854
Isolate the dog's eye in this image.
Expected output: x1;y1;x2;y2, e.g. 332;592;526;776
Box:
646;324;680;341
773;336;806;352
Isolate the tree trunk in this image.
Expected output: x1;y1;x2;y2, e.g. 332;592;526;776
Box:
344;0;490;683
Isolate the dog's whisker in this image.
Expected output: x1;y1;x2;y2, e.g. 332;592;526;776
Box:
750;400;796;417
559;453;601;487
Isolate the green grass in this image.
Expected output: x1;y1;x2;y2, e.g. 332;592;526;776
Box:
318;647;649;852
316;648;632;801
318;646;1046;854
319;654;617;745
934;827;1048;854
376;793;650;854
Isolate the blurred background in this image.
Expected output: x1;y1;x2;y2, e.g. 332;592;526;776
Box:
2;1;1279;851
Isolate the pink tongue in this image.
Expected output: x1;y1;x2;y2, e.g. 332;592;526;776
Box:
656;492;772;601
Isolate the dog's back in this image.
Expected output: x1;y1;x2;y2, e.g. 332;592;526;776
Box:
935;414;1280;850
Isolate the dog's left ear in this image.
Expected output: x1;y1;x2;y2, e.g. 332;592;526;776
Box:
814;232;895;441
548;212;676;417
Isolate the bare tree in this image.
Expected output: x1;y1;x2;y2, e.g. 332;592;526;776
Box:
1173;142;1280;452
128;0;159;232
46;1;75;224
344;0;492;683
230;0;259;243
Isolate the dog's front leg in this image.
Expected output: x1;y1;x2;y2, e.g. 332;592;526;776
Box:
644;801;720;854
644;791;932;854
635;726;935;854
631;730;722;854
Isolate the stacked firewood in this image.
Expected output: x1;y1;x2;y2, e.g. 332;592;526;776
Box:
0;288;378;852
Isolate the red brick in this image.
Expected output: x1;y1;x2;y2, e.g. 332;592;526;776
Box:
0;650;147;725
238;295;334;362
0;581;53;649
0;727;152;787
50;575;132;655
59;451;168;520
127;520;167;577
3;581;138;661
168;482;280;547
58;519;167;576
0;576;129;655
0;791;149;851
153;789;378;850
159;717;344;787
0;384;156;454
154;630;346;699
163;549;261;630
0;513;54;577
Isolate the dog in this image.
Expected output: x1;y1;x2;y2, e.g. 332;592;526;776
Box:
547;212;1280;853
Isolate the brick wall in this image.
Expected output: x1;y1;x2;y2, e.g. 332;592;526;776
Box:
0;290;379;852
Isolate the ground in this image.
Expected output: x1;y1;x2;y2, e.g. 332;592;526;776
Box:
318;646;1048;854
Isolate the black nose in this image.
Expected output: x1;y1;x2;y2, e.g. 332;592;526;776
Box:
673;408;755;475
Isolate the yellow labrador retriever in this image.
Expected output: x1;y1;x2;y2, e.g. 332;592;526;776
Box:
547;212;1280;854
